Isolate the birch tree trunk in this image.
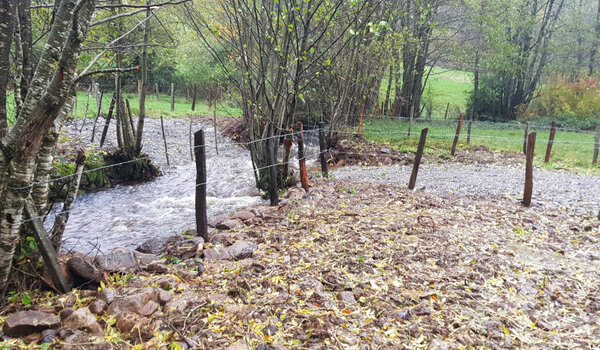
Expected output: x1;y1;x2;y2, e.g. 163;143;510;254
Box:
0;0;14;137
135;0;151;154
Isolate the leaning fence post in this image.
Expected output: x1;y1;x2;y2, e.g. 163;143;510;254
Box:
443;103;449;120
408;128;429;190
593;126;599;164
213;110;219;155
523;132;537;207
99;93;117;147
451;114;464;156
358;103;365;136
266;125;279;206
370;104;378;122
191;84;197;111
90;91;103;143
170;83;175;112
544;121;556;163
318;122;328;176
466;109;473;144
194;130;208;240
297;122;309;192
160;115;170;166
523;122;529;154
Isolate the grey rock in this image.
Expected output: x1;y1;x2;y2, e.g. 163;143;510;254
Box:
133;251;159;267
136;235;182;254
216;218;244;230
89;299;107;315
412;302;431;316
67;257;103;284
97;288;119;304
95;247;139;273
203;245;233;262
2;311;60;337
227;240;257;260
338;291;356;304
41;329;58;344
107;288;158;316
389;309;412;321
62;307;105;337
138;300;160;317
147;261;169;273
232;210;255;221
299;277;324;292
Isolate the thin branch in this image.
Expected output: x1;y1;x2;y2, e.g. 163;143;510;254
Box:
75;66;140;83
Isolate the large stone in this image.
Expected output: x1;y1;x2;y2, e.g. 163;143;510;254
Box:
299;277;324;292
106;288;158;316
132;251;159;267
232;211;255;221
136;235;182;254
116;312;140;333
89;299;107;315
138;301;160;317
67;257;103;285
227;240;257;260
203;246;234;262
2;311;60;337
338;291;356;304
216;219;244;230
94;248;139;273
62;307;104;337
97;288;119;304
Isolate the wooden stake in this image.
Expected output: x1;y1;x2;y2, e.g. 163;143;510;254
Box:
213;110;219;155
282;129;293;182
408;103;414;137
408;128;429;190
297;122;309;192
170;83;175;112
99;93;116;147
523;122;529;154
266;125;279;206
194;130;208;240
155;83;159;100
90;91;103;143
451;114;464;156
443;102;449;120
544;121;556;163
24;198;71;293
358;103;365;136
593;127;599;164
467;108;473;144
160;115;170;166
318;122;328;176
189;117;194;161
381;101;385;120
370;104;378;122
523;132;537;207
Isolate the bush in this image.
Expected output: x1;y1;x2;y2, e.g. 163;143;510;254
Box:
520;77;600;125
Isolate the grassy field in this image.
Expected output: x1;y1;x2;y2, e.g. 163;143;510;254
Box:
361;119;600;173
4;90;242;123
378;67;473;118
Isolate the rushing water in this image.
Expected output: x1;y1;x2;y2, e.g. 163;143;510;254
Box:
56;125;263;254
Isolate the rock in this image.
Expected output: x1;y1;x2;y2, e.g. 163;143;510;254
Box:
62;307;104;337
2;311;61;337
208;214;228;228
380;147;391;154
227;240;257;260
116;312;139;333
79;290;97;298
22;332;42;344
136;235;182;254
203;246;233;262
107;288;158;316
389;309;412;321
67;257;103;286
41;329;58;344
133;251;159;267
155;276;178;290
232;211;255;221
164;292;199;315
210;232;236;245
168;238;203;260
139;301;160;317
97;288;119;304
338;291;356;304
300;277;324;292
94;248;139;273
427;337;450;350
89;299;107;315
59;308;75;321
157;289;174;304
216;219;244;230
412;302;431;316
147;261;169;273
286;188;306;200
263;324;278;336
57;293;77;309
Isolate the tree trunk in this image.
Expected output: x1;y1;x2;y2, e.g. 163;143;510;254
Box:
0;0;14;137
17;0;34;107
590;0;600;75
135;0;151;154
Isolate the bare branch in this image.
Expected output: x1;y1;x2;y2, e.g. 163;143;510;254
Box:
75;66;140;83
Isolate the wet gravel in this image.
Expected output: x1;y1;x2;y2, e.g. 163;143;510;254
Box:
333;163;600;216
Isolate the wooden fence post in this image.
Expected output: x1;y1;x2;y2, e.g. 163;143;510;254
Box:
523;132;537;207
408;128;429;190
160;115;170;166
266;125;279;206
381;101;385;119
443;103;449;120
170;83;175;112
544;121;556;163
155;83;159;100
408;104;414;137
194;130;208;240
191;84;197;111
466;109;473;144
90;91;103;143
451;114;463;156
370;104;378;122
297;122;309;192
189;117;194;161
213;110;219;155
99;93;117;147
593;126;599;164
318;122;328;176
358;103;365;136
523;122;529;154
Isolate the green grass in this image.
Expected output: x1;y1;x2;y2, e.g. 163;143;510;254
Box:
361;119;600;174
378;67;473;118
4;90;242;123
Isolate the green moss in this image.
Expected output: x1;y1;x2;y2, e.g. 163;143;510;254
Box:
54;162;75;177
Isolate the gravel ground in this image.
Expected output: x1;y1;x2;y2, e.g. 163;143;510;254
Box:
333;163;600;216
